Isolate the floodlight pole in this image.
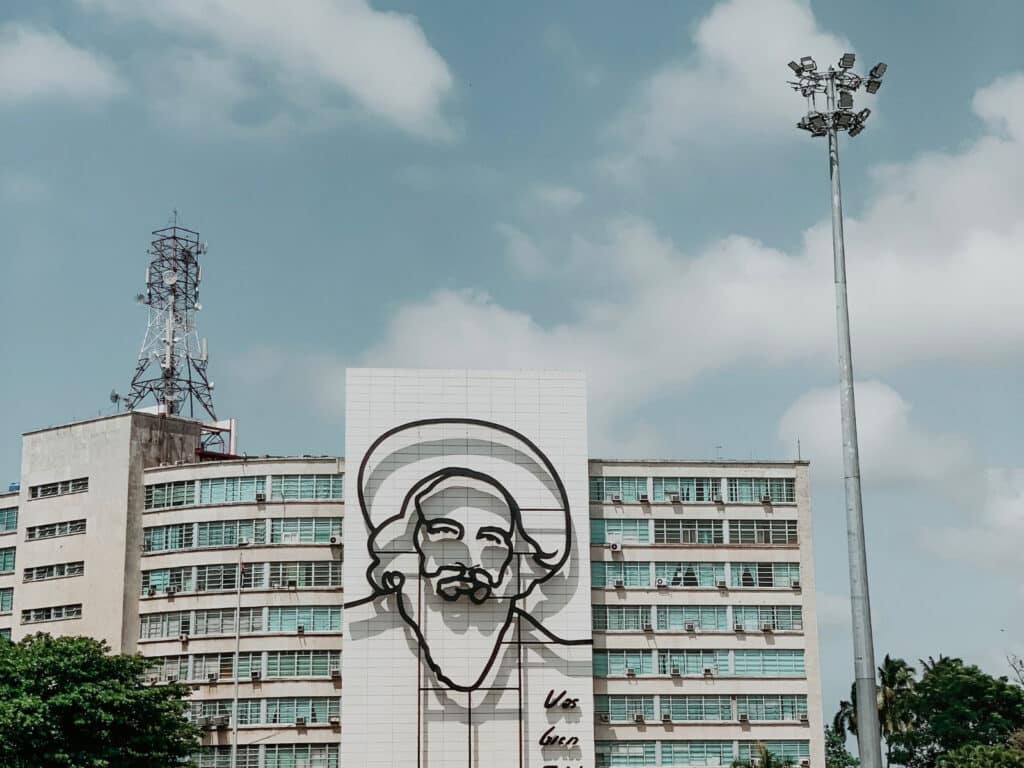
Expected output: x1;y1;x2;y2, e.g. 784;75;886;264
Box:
824;74;884;768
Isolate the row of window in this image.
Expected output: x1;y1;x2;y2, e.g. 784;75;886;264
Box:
590;477;796;504
149;650;341;681
22;603;82;625
142;561;342;595
145;474;344;511
592;519;799;546
143;517;342;552
26;518;86;541
28;477;88;500
188;696;340;726
596;740;810;767
139;606;343;639
24;561;84;582
595;694;808;722
592;561;800;589
192;744;339;768
592;605;803;632
0;507;16;533
592;649;806;677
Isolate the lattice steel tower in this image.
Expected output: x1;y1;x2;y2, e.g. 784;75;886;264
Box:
122;218;220;443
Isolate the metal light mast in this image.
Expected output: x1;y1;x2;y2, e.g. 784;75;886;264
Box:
788;52;888;768
121;215;222;448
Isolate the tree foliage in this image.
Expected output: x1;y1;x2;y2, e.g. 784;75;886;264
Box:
832;654;916;766
826;725;860;768
935;744;1024;768
0;634;199;768
732;742;795;768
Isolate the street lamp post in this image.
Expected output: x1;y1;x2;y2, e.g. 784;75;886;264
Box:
788;53;887;768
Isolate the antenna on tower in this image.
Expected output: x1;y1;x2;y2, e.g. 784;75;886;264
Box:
120;215;224;451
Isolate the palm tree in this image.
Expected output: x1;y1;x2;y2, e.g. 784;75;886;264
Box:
918;655;950;674
832;655;917;766
732;742;796;768
833;685;857;739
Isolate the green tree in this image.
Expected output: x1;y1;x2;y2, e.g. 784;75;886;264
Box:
826;725;860;768
888;657;1024;768
833;655;917;765
0;634;199;768
935;744;1024;768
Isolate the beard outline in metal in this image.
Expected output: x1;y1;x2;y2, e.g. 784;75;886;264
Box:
344;418;590;693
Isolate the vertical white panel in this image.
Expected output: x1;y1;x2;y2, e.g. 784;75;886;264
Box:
343;368;593;768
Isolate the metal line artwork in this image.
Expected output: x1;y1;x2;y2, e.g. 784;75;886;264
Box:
344;418;590;766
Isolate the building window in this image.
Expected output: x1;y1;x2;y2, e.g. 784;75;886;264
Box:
270;517;342;544
653;519;723;545
660;741;736;766
193;609;241;637
29;477;88;500
0;507;16;533
659;696;732;722
594;695;656;722
0;547;14;573
731;562;801;588
266;650;341;678
593;650;654;677
21;603;82;624
733;650;806;677
592;561;651;588
733;605;804;631
590;477;649;503
193;745;261;768
590;519;650;545
142;567;194;595
268;561;342;589
0;587;12;613
595;740;656;767
144;481;195;510
25;519;86;541
657;649;729;676
139;611;191;640
736;695;808;721
0;628;10;641
656;605;728;632
196;519;266;548
270;474;344;501
652;478;720;503
23;561;85;582
263;745;340;768
737;742;810;764
198;476;266;505
654;562;725;587
143;523;195;552
267;606;342;633
728;519;798;545
264;697;340;725
728;477;796;503
592;605;650;632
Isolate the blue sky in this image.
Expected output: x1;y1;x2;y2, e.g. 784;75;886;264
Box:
1;0;1023;721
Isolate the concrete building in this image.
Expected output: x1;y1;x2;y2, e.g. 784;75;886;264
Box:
0;368;825;768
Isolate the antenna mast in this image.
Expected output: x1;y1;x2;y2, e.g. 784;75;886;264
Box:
122;217;222;449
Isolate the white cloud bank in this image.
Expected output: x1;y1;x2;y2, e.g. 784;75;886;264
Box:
603;0;851;179
0;24;122;105
78;0;454;138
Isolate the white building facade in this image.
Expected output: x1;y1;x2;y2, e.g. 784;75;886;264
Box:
0;368;824;768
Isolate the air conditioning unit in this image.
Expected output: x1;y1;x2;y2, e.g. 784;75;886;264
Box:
166;587;177;596
287;579;297;589
791;579;801;590
250;670;261;680
684;622;696;633
296;624;305;634
148;676;158;685
739;713;750;723
329;535;340;545
656;578;668;588
608;542;622;552
638;493;650;503
662;712;673;723
330;667;341;679
238;537;250;546
165;674;178;683
197;716;213;729
295;716;307;727
329;715;341;725
703;667;714;677
800;713;809;723
762;623;774;633
214;715;230;729
793;621;804;631
633;712;645;723
614;579;625;588
734;623;745;633
800;760;810;767
643;623;654;632
178;633;189;643
207;672;219;682
712;493;723;503
610;494;623;503
147;586;157;597
625;667;636;677
598;713;611;723
670;666;681;677
761;494;773;504
255;492;266;502
717;580;728;589
669;493;681;503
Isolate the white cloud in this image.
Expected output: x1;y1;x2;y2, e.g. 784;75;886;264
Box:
78;0;454;138
602;0;850;179
530;184;584;212
776;381;972;488
229;345;347;419
496;224;549;278
543;26;602;88
0;24;122;105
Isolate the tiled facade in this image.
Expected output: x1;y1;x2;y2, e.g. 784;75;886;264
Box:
1;369;824;768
